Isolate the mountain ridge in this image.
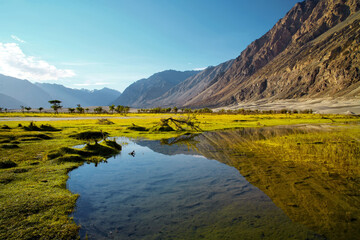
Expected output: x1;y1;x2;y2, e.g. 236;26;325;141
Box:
111;69;200;108
146;60;235;107
184;0;360;107
0;74;121;108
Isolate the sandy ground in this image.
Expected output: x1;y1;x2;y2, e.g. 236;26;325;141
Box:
221;98;360;114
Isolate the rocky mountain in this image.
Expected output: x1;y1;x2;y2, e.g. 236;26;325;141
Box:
111;70;199;108
183;0;360;107
36;83;121;107
0;74;121;108
147;60;234;107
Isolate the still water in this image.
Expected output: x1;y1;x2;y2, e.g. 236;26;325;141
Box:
67;134;323;240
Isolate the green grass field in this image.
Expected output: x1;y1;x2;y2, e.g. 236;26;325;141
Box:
0;113;359;239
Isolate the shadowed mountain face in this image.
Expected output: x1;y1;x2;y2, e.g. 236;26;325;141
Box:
111;70;199;108
0;74;121;108
184;0;360;107
0;74;52;108
0;93;26;109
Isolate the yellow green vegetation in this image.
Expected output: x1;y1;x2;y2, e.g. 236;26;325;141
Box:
0;113;359;239
191;125;360;239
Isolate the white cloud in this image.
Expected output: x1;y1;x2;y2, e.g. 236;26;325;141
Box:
11;35;26;43
0;42;75;81
193;67;207;71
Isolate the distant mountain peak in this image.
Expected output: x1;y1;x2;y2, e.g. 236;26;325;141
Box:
0;74;121;108
183;0;360;107
111;69;200;107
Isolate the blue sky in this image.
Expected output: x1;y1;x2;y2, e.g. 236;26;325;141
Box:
0;0;299;92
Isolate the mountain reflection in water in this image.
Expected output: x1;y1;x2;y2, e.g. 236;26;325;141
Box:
68;125;359;240
152;125;360;240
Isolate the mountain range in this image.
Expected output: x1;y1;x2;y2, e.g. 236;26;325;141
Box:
183;0;360;107
113;0;360;109
0;74;121;108
111;70;200;108
1;0;359;110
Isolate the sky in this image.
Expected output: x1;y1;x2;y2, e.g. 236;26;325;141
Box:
0;0;300;92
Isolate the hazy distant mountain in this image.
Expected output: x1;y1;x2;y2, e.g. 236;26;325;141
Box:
0;93;26;109
148;60;234;107
0;74;52;108
184;0;360;107
111;70;199;108
0;74;121;109
36;83;121;107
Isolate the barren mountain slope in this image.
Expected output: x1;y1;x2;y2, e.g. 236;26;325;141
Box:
146;60;234;107
185;0;360;107
111;70;199;108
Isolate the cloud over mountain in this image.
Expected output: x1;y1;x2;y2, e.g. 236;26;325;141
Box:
0;42;75;81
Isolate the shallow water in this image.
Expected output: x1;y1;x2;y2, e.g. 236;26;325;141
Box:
67;135;322;240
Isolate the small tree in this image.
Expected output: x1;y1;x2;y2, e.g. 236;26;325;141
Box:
20;106;25;113
38;107;44;113
76;104;84;114
94;107;103;114
68;108;75;113
4;108;8;113
25;107;31;112
49;100;62;114
115;105;124;114
0;107;3;112
109;104;115;114
173;106;178;113
85;108;89;113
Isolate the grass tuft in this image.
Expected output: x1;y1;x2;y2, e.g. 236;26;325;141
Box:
127;123;148;131
69;131;109;141
0;159;17;168
1;144;20;149
96;118;115;125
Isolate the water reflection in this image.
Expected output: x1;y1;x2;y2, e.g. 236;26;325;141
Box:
152;125;360;240
67;125;359;240
68;136;319;240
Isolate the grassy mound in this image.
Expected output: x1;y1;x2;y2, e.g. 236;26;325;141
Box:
127;124;148;131
47;140;122;164
97;119;115;125
23;122;61;132
1;144;19;149
69;131;109;141
0;160;17;169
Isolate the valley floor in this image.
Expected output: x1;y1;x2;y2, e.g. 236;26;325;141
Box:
0;113;359;239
